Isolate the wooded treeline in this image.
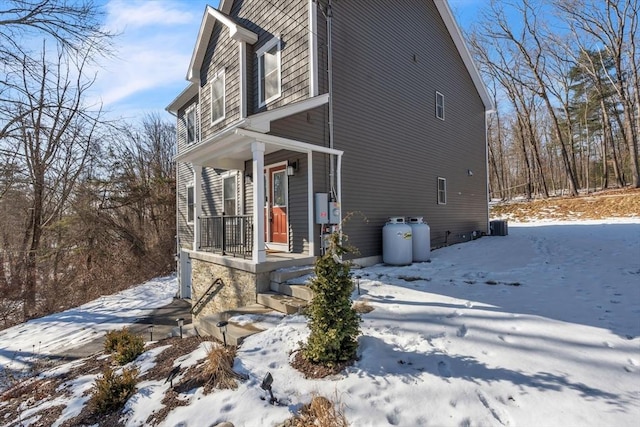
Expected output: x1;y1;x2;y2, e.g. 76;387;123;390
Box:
470;0;639;199
0;1;176;328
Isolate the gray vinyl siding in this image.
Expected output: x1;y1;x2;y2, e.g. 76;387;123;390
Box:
316;4;328;95
329;0;488;257
243;150;312;254
269;107;330;255
176;95;199;153
231;0;310;114
200;23;240;139
177;162;194;249
176;96;199;249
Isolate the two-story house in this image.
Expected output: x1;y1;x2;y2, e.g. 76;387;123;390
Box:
167;0;493;326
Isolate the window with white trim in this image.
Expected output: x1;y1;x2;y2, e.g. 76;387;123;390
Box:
437;177;447;204
257;38;281;106
436;91;445;120
211;69;225;124
223;175;237;216
187;184;195;223
186;106;197;144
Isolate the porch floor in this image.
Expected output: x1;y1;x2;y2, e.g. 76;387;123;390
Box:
189;249;316;274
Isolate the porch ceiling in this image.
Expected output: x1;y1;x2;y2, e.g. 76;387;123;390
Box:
176;128;343;170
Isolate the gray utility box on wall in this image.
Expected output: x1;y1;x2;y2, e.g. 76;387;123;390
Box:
490;220;508;236
315;193;341;225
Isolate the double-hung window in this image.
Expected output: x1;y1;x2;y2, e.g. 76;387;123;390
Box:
223;175;237;216
187;184;195;223
186;106;197;144
435;91;445;120
257;38;281;106
211;69;225;124
437;177;447;205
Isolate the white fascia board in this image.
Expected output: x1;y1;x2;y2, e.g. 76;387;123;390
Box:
308;0;318;97
166;82;199;114
434;0;495;112
245;93;329;132
174;120;245;163
236;128;344;156
187;5;257;82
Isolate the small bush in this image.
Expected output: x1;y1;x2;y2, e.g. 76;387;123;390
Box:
352;300;374;314
104;328;145;365
203;345;238;390
89;366;138;415
291;395;348;427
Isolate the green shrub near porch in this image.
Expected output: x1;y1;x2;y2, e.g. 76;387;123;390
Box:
303;232;360;366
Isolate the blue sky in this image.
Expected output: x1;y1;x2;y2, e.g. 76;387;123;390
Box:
93;0;489;123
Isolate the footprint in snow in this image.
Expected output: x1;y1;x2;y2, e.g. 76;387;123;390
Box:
457;324;468;338
476;390;511;426
437;360;452;378
386;410;400;425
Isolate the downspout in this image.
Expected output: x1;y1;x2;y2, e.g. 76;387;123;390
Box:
327;0;335;200
166;108;181;297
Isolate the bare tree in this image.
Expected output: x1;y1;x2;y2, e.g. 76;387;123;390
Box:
1;45;101;318
557;0;639;187
0;0;113;67
485;0;580;195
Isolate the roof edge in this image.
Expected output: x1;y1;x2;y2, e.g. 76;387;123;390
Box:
434;0;494;111
166;83;198;114
187;5;257;82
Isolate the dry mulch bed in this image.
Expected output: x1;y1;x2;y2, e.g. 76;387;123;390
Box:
491;187;640;221
290;351;354;379
0;336;214;427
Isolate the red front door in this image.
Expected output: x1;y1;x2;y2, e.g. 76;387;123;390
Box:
266;165;288;245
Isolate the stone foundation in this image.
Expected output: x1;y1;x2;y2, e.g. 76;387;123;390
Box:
191;258;268;319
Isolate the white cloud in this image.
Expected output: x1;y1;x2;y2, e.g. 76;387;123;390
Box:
104;0;197;31
89;0;212;115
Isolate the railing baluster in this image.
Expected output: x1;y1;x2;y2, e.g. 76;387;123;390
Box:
198;214;253;259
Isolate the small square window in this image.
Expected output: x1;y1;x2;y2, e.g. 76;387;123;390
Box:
186;107;197;144
211;69;225;124
437;177;447;204
187;184;195;223
257;38;281;106
436;91;445;120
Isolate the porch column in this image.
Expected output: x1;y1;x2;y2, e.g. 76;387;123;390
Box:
307;151;315;256
336;153;343;225
193;164;202;250
251;142;266;263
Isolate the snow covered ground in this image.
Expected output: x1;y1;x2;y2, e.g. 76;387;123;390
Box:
2;219;639;426
0;275;177;373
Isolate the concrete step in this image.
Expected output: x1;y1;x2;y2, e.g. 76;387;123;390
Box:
271;282;314;302
269;266;315;284
196;304;274;346
257;292;308;315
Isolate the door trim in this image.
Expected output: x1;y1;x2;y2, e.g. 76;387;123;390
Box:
264;161;289;252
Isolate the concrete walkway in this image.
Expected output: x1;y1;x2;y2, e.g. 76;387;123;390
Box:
61;298;193;361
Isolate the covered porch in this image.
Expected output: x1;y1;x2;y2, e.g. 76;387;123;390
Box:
176;127;343;264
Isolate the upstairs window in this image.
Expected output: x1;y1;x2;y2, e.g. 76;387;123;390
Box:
186;106;197;144
211;69;225;124
437;177;447;204
436;91;445;120
187;184;195;223
223;175;237;216
257;38;281;106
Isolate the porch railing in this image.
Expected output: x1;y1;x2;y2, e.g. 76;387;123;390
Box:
199;214;253;259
